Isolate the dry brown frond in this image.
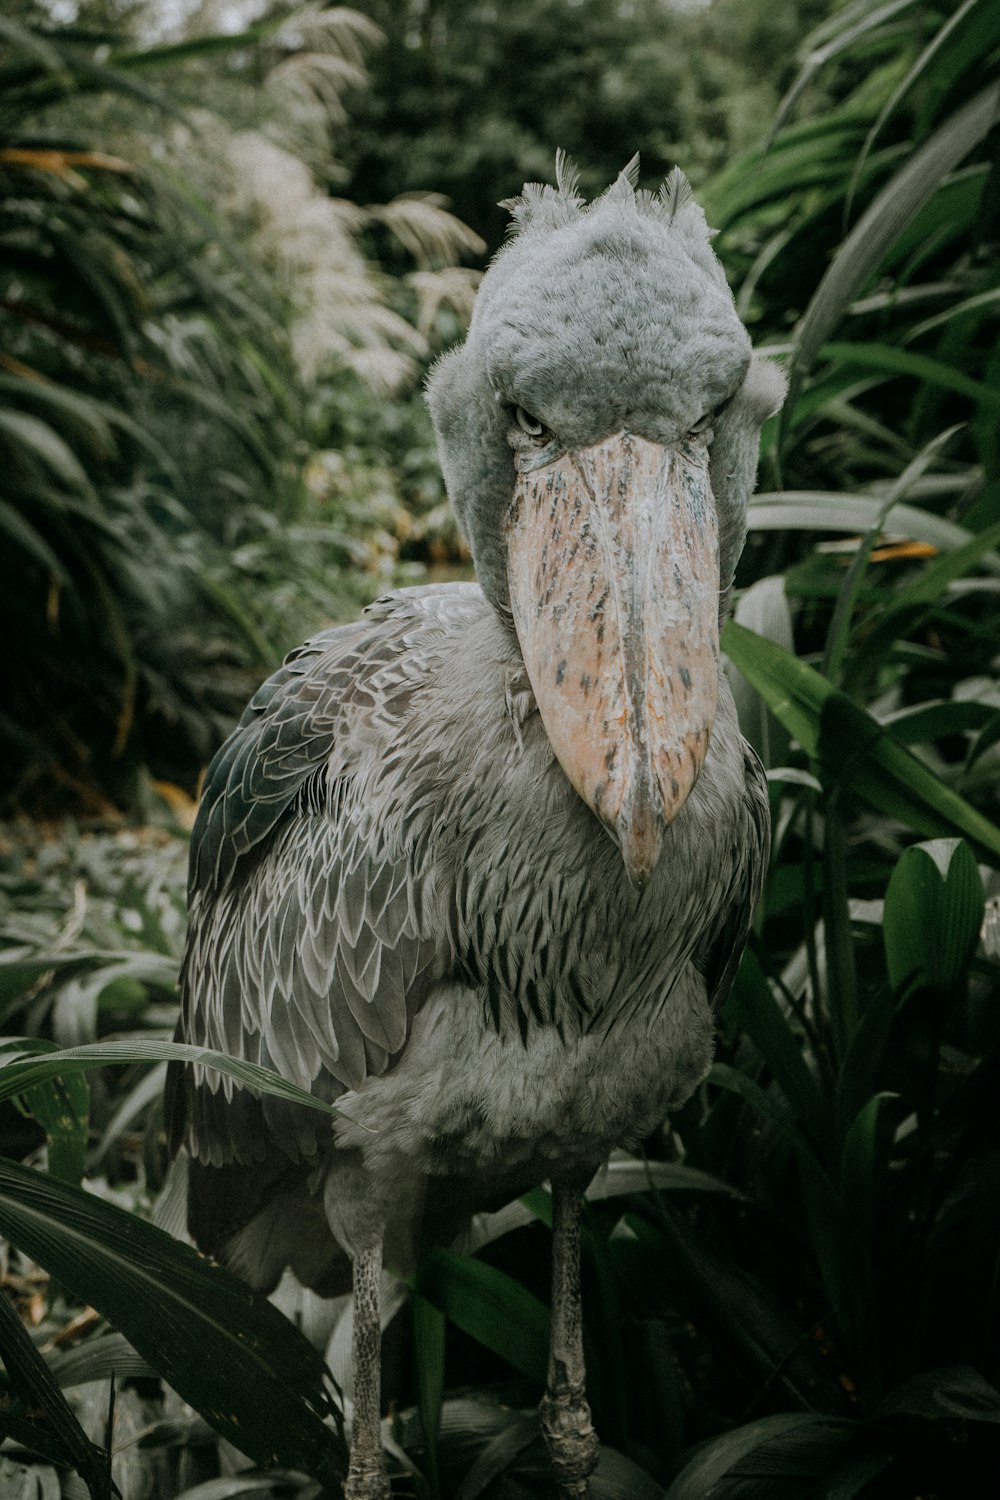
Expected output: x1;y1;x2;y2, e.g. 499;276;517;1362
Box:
407;267;483;337
343;347;418;396
226;133;429;387
275;5;383;71
370;194;486;271
269;52;368;122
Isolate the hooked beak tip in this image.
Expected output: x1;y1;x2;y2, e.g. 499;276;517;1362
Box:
617;797;664;889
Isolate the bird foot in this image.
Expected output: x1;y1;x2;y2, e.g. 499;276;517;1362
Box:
540;1383;600;1497
344;1454;391;1500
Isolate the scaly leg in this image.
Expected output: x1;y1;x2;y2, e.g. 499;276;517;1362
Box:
344;1241;391;1500
539;1180;600;1498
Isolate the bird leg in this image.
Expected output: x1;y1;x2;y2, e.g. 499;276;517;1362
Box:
344;1241;391;1500
540;1180;600;1498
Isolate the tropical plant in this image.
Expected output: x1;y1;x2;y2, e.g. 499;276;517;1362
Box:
655;0;1000;1489
0;5;482;816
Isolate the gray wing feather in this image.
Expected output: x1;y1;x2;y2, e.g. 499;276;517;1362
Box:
693;744;770;1011
169;589;482;1168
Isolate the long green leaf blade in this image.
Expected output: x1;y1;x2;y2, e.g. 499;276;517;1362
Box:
722;953;828;1143
722;623;1000;861
822;342;1000;409
0;1287;109;1498
782;79;1000;433
0;1158;347;1487
413;1249;549;1384
666;1413;858;1498
0;1040;340;1118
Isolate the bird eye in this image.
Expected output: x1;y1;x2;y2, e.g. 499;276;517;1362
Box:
515;406;546;438
688;409;716;439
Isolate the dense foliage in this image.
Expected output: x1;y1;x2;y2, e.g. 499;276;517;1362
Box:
0;1;999;1498
0;2;480;813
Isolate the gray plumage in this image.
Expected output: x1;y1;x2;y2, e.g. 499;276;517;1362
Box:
167;157;782;1498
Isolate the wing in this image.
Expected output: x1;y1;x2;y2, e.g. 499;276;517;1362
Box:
692;743;770;1011
167;587;485;1173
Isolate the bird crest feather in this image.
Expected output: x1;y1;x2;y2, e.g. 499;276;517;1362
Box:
500;152;704;241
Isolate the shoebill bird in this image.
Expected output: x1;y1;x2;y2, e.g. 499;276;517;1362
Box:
167;155;784;1500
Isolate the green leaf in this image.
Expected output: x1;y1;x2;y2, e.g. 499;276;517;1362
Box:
877;1364;1000;1423
834;993;897;1147
708;1064;861;1348
412;1248;549;1384
721;623;1000;863
821;425;962;684
782;79;1000;434
881;700;1000;747
909;285;1000;341
169;1481;290;1500
748;493;998;566
0;1286;110;1499
628;1202;847;1415
0;501;69;580
109;11;290;74
17;1070;89;1186
45;1332;153;1390
703;112;872;228
846;0;992;215
0;1039;341;1120
448;1410;540;1500
729;576;793;766
768;0;921;139
848;519;1000;676
707;1062;800;1143
0;374;117;457
0;17;69;77
822;798;859;1052
413;1292;445;1493
795;1146;862;1356
883;838;985;995
722;951;828;1143
474;1157;745;1254
822;342;1000;410
839;1093;897;1245
813;1450;896;1499
0;409;96;497
665;1414;858;1498
0;1157;347;1485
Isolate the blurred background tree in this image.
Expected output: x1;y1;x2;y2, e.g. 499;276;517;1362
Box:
339;0;832;244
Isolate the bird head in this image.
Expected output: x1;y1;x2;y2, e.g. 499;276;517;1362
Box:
426;155;784;886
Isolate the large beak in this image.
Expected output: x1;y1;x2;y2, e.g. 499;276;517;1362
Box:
506;431;720;887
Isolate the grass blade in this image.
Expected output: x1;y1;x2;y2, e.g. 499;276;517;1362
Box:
412;1249;549;1384
822;343;1000;410
412;1292;445;1494
782;79;1000;436
0;1039;340;1118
